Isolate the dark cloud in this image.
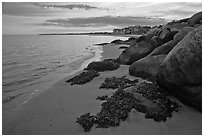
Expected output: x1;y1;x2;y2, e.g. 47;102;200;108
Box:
32;3;106;10
42;16;167;28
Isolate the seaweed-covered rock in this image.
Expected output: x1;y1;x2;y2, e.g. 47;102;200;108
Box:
100;76;138;89
76;82;180;132
76;89;143;132
129;55;166;81
66;70;99;85
132;82;181;122
85;59;120;72
156;26;202;111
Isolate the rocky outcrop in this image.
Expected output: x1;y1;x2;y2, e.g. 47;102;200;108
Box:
129;55;166;81
85;59;120;72
156;26;202;111
150;27;194;56
188;11;202;27
66;70;100;85
118;41;155;65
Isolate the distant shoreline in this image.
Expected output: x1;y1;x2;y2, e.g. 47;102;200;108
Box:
39;33;141;37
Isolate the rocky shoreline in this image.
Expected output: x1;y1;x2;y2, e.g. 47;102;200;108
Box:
67;11;202;132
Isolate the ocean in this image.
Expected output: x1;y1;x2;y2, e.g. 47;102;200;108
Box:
2;35;127;110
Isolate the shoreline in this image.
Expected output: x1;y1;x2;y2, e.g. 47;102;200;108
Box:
3;43;201;135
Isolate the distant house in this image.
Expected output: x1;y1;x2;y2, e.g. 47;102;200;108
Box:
113;25;151;35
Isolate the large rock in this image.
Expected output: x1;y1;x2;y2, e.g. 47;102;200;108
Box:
150;27;194;56
156;26;202;111
146;28;161;40
129;54;166;81
157;27;171;39
85;59;120;72
162;31;178;43
118;41;155;65
149;36;163;48
188;11;202;27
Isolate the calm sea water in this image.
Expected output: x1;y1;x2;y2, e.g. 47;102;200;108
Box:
2;35;127;110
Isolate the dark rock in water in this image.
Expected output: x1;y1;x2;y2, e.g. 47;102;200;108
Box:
85;59;120;72
76;82;180;132
100;76;138;89
119;46;128;49
156;26;202;111
118;41;155;65
150;27;194;56
162;31;178;44
129;55;166;81
188;11;202;26
96;95;108;101
66;70;100;85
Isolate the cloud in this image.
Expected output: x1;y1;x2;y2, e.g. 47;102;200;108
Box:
32;3;107;10
42;16;167;28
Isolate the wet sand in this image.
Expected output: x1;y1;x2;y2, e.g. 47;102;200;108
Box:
2;44;202;135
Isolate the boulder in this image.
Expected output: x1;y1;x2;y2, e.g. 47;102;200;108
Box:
149;36;163;48
118;41;155;65
149;40;174;56
150;27;194;56
157;27;171;39
156;26;202;111
162;31;178;43
129;54;166;81
85;59;120;72
146;28;161;40
188;11;202;26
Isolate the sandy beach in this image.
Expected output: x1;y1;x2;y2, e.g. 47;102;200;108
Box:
2;44;201;135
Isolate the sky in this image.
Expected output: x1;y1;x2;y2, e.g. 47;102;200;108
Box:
2;2;202;35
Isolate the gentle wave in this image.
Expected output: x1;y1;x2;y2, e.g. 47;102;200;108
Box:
2;35;126;111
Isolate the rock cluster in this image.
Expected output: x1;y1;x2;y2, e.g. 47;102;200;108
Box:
66;70;99;85
157;25;202;111
85;59;120;72
118;11;202;111
77;82;180;132
99;76;138;89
